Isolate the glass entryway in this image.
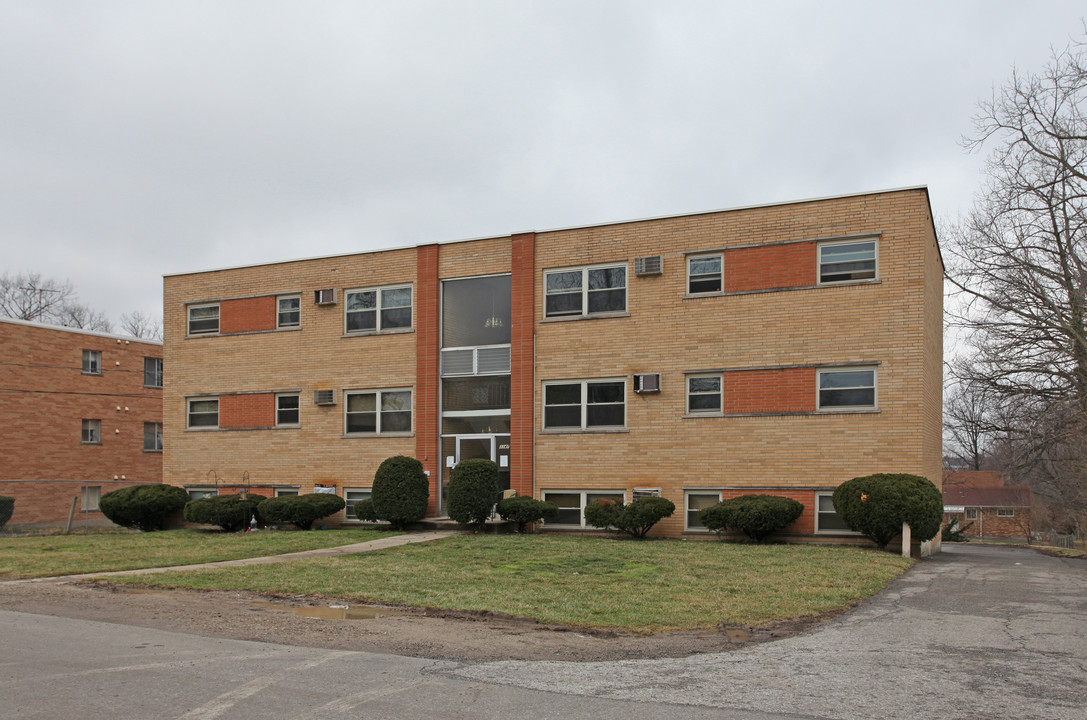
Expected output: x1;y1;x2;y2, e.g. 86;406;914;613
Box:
440;433;511;510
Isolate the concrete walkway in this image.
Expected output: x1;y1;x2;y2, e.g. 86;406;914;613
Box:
19;529;461;582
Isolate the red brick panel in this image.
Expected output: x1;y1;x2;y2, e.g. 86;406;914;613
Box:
220;297;276;334
720;367;816;414
510;232;536;498
219;393;275;429
415;244;440;514
724;241;815;293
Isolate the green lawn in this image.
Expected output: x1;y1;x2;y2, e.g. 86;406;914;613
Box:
0;528;394;578
108;534;913;631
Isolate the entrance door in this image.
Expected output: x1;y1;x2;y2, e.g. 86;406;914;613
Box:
440;433;511;514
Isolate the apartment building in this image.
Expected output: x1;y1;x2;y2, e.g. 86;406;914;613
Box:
0;318;163;528
162;187;943;539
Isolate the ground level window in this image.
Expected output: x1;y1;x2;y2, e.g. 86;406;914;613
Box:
996;508;1015;517
965;507;978;519
815;492;858;534
274;488;299;497
187;488;218;500
81;486;101;511
541;490;624;527
344;488;372;521
685;492;721;530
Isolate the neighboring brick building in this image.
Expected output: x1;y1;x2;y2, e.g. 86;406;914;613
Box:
162;187;943;539
0;318;163;528
942;471;1033;539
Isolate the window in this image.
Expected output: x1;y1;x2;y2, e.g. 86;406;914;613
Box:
188;488;218;500
815;492;859;534
144;357;163;388
344;389;412;434
344;488;372;521
997;508;1015;517
542;491;625;527
276;394;300;426
187;398;219;428
687;255;723;294
345;285;412;333
817;368;876;410
82;486;101;512
685;492;721;530
82;350;101;375
81;419;101;444
277;295;301;329
687;374;722;414
543;379;625;430
143;422;163;452
188;304;219;335
818;239;877;284
965;507;978;519
274;488;299;497
544;264;626;318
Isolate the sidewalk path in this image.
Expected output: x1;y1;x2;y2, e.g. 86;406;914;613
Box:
17;530;461;583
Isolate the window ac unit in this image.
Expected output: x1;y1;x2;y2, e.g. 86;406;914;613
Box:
314;288;337;305
632;487;662;499
313;389;336;406
634;255;663;276
633;373;661;393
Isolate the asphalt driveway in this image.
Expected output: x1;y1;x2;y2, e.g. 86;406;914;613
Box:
451;543;1087;719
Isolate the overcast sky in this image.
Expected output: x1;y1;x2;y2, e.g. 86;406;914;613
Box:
1;1;1084;326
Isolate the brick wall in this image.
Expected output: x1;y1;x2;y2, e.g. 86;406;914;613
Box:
719;367;816;414
0;319;163;526
219;296;277;334
219;393;276;429
510;232;536;498
724;241;815;293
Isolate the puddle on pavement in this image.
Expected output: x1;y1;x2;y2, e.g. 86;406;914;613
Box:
722;628;750;643
251;602;406;620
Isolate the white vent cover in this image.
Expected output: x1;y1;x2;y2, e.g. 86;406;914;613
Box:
314;289;337;305
633;373;661;393
634;256;663;276
477;346;512;374
441;349;474;376
313;389;336;405
441;346;512;376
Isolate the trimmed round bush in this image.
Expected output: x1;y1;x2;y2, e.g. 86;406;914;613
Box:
371;456;430;530
0;495;14;531
447;458;499;527
354;497;378;522
184;493;261;532
257;493;346;530
586;496;677;539
699;494;804;542
99;484;190;532
832;473;943;548
496;495;558;533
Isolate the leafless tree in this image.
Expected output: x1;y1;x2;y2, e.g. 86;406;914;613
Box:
943;375;999;471
54;302;113;332
946;33;1087;530
0;271;76;322
119;310;163;340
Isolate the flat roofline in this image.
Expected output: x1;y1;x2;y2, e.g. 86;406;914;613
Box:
0;316;163;346
164;185;931;278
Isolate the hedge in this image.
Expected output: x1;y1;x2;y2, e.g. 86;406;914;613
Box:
585;496;676;539
371;456;430;530
0;495;14;531
832;473;943;548
257;493;346;530
699;494;804;542
184;493;262;532
496;495;558;533
447;458;499;527
99;484;190;532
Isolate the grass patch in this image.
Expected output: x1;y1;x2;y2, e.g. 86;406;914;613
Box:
0;528;395;578
108;535;912;632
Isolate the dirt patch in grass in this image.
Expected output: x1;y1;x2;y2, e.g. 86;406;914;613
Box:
0;578;853;662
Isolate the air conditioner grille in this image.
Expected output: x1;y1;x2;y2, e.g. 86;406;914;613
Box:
634;256;663;276
633;373;661;393
314;389;336;405
314;289;337;305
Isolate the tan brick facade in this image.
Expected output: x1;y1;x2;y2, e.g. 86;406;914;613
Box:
162;187;943;538
0;318;163;527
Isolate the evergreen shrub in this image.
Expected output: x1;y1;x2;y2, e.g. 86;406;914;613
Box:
496;495;558;533
184;493;262;532
699;494;804;542
371;455;430;530
832;473;943;548
585;496;676;539
354;497;378;522
99;484;190;532
447;458;499;527
0;495;14;531
257;493;346;530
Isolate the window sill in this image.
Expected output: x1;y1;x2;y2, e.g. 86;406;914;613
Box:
274;424;301;430
341;432;415;439
143;385;163;390
81;371;102;376
185;332;220;339
341;328;415;338
682;412;725;418
540;312;630;323
683;291;725;299
185;427;220;432
186;327;302;339
143;449;163;454
813;408;880;415
539;427;629;435
81;441;102;446
816;279;881;289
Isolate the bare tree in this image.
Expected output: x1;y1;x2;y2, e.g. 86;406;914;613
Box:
119;310;163;341
0;271;76;322
55;302;114;332
947;33;1087;529
943;375;998;471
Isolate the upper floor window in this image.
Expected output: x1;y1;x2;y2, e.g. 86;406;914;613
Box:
277;295;301;329
144;357;163;388
187;397;219;429
543;379;625;430
81;419;101;444
345;285;412;333
345;389;412;434
144;422;163;452
188;304;219;335
818;240;877;284
817;367;876;410
687;374;723;414
82;350;101;375
544;265;626;318
276;393;300;427
687;255;723;294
